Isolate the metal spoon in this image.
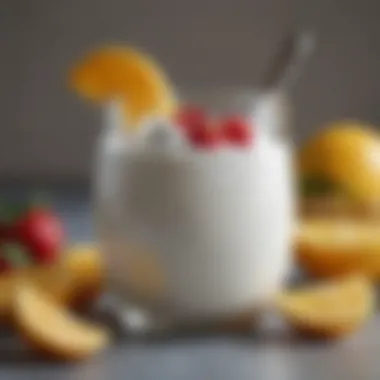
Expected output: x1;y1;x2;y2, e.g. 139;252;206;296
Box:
254;31;316;139
260;30;316;91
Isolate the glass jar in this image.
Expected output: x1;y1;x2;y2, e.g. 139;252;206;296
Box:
94;88;295;331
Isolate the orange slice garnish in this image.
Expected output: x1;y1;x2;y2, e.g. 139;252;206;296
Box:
69;46;176;126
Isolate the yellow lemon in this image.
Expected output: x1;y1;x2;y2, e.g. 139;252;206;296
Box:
299;121;380;202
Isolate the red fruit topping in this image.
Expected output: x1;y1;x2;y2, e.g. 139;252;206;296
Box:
187;125;223;149
221;116;253;146
175;106;207;131
15;208;64;265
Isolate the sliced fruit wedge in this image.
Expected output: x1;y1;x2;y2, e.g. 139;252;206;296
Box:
70;46;176;125
63;244;104;305
12;282;110;360
296;219;380;278
0;266;72;322
277;275;375;338
0;244;104;321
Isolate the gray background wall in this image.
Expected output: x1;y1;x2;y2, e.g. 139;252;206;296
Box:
1;0;380;183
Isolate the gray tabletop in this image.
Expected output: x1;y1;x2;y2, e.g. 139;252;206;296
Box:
0;189;379;380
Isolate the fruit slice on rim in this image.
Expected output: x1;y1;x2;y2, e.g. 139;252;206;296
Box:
277;275;374;338
296;219;380;278
69;46;177;126
12;282;110;360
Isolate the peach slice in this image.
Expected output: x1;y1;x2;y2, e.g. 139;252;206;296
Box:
277;275;375;338
12;282;110;361
0;266;71;323
296;219;380;278
69;46;177;125
0;244;104;322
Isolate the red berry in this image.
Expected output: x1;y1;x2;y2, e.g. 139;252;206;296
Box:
187;125;223;149
221;116;253;146
15;208;64;265
175;106;207;131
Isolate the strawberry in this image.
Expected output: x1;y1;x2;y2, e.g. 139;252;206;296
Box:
175;106;207;131
14;207;64;265
221;116;253;146
0;194;65;268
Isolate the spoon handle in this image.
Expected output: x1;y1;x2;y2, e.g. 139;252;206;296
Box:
260;31;316;90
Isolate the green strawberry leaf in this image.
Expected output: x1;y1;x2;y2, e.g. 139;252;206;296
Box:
1;243;33;268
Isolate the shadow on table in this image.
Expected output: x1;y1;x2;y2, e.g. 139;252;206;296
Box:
0;329;77;367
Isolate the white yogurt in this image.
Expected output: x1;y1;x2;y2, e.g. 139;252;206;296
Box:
95;107;294;321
